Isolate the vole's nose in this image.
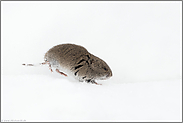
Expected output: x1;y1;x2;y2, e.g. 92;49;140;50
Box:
106;72;112;78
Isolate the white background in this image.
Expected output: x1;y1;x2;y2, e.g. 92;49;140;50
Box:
1;1;182;122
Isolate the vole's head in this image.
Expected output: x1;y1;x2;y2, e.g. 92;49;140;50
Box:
89;55;112;80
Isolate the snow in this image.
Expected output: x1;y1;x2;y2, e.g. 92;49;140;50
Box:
1;75;182;122
1;1;182;122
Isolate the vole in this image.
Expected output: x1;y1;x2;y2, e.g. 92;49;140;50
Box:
22;43;112;85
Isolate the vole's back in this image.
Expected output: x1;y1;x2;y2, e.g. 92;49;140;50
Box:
44;44;90;71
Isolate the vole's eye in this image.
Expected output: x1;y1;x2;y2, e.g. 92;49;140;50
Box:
103;67;107;71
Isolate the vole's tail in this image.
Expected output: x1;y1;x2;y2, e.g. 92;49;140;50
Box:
22;62;47;66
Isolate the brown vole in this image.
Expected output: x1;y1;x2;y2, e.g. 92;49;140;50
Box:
23;43;112;85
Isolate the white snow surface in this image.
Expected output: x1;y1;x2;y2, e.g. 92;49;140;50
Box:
1;1;182;122
1;75;182;122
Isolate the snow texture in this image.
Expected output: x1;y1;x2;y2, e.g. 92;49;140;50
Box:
1;1;182;122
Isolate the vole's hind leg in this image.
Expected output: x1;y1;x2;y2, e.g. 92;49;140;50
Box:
46;61;53;72
56;69;67;77
49;64;53;72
